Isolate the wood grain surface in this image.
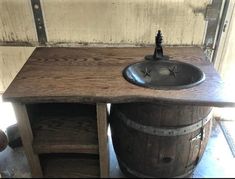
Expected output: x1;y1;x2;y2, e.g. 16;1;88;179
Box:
27;103;99;154
12;103;43;177
96;103;109;177
110;103;212;177
40;153;100;178
3;47;235;107
32;116;98;154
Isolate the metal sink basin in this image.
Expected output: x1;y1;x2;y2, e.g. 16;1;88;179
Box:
123;60;205;89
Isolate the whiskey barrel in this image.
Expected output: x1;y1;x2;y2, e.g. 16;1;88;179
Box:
0;129;8;152
110;102;212;178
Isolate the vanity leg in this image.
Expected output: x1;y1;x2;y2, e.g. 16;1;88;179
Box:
12;103;43;177
96;103;109;178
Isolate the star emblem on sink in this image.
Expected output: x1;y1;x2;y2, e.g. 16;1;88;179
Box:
141;67;151;77
168;65;180;77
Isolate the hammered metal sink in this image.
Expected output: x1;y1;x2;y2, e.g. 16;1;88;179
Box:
123;60;205;90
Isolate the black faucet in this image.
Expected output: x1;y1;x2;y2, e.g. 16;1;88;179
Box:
145;30;169;61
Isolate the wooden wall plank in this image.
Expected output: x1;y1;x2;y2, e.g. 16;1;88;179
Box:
0;46;35;93
41;0;210;46
0;0;37;43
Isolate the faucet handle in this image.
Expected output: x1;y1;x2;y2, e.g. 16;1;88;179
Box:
154;30;164;59
156;30;163;47
145;30;169;61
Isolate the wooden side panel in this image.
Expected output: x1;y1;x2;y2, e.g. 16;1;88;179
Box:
0;0;37;43
12;103;42;177
96;103;109;177
42;0;210;45
0;46;35;93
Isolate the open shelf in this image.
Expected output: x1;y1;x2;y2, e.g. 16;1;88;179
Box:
40;153;100;178
27;103;99;154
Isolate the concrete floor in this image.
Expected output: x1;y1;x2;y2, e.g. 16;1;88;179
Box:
189;120;235;178
0;147;30;178
192;121;235;178
0;119;235;178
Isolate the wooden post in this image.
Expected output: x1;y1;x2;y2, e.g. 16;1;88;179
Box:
96;103;109;178
12;103;43;177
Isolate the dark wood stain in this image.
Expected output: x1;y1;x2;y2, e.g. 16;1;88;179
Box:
40;153;100;178
3;47;235;107
26;103;99;154
110;102;212;178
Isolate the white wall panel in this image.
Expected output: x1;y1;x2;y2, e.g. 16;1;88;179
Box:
0;47;35;92
0;0;37;43
42;0;210;45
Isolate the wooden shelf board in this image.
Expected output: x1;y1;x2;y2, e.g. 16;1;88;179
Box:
29;103;99;154
40;154;100;178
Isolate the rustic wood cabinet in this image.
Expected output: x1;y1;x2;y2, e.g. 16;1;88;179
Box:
3;47;234;177
12;102;108;178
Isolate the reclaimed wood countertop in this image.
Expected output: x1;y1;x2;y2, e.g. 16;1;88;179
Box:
3;47;235;107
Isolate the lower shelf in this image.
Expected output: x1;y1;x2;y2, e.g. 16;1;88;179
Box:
40;153;100;178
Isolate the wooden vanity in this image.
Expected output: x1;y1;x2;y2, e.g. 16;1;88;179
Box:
3;47;235;178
